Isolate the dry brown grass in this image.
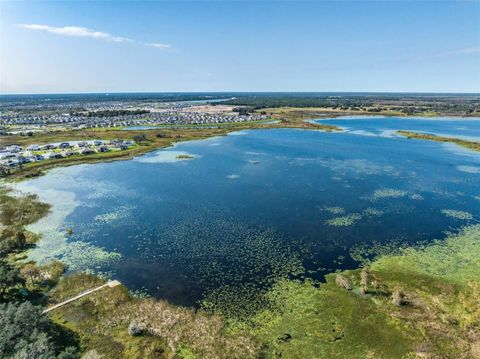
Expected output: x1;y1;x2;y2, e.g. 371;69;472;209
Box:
49;274;259;358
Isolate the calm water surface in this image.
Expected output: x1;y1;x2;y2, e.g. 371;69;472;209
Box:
16;117;480;306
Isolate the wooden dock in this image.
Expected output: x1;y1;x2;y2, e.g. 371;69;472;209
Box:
43;280;121;314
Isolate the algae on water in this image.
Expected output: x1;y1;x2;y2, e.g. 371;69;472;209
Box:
325;213;362;227
441;209;474;221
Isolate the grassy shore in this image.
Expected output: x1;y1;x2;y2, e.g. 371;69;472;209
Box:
36;224;480;359
2;114;480;358
0;116;341;181
397;130;480;152
1;188;479;358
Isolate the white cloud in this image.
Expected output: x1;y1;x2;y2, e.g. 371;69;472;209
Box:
146;42;171;49
18;24;131;43
18;24;171;49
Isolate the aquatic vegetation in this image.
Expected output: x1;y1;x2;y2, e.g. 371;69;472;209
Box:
128;288;151;299
94;206;132;224
250;279;414;359
248;225;480;359
349;239;412;266
362;207;384;217
374;225;480;282
176;154;195;159
325;213;362;227
441;209;474;221
371;188;408;200
144;215;305;315
318;158;395;176
409;193;424;200
201;283;271;321
42;240;122;272
320;206;345;215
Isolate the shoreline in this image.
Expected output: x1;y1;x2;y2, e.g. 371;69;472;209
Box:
3;111;480;183
2;186;479;358
1;115;480;356
1;116;341;182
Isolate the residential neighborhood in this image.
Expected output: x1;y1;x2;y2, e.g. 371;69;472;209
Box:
0;98;268;134
0;139;135;169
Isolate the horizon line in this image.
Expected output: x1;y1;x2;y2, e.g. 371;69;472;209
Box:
1;91;479;96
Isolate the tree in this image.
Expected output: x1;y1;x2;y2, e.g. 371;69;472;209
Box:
133;134;146;143
0;261;24;301
20;263;42;286
0;302;54;358
0;301;79;358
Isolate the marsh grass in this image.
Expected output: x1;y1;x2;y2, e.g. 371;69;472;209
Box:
49;273;260;359
5;185;480;358
249;225;480;358
397;131;480;152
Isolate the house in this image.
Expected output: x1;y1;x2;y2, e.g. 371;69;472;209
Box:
18;156;30;164
25;155;38;162
4;159;20;168
81;148;95;155
41;144;56;150
43;152;62;160
0;152;16;160
6;145;22;153
26;144;41;151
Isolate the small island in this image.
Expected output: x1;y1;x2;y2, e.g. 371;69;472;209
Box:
176;154;195;159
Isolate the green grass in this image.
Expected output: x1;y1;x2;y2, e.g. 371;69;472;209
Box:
48;273;260;359
247;225;480;359
397;130;480;152
2;184;479;358
3;120;480;358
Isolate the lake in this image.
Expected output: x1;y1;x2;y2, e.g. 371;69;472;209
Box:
15;116;480;306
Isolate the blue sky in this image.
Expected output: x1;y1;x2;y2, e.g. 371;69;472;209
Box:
1;1;479;94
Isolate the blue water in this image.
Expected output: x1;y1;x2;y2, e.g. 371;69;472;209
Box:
316;116;480;141
17;117;480;306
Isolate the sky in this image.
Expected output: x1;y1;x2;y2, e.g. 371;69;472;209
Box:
0;0;479;94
